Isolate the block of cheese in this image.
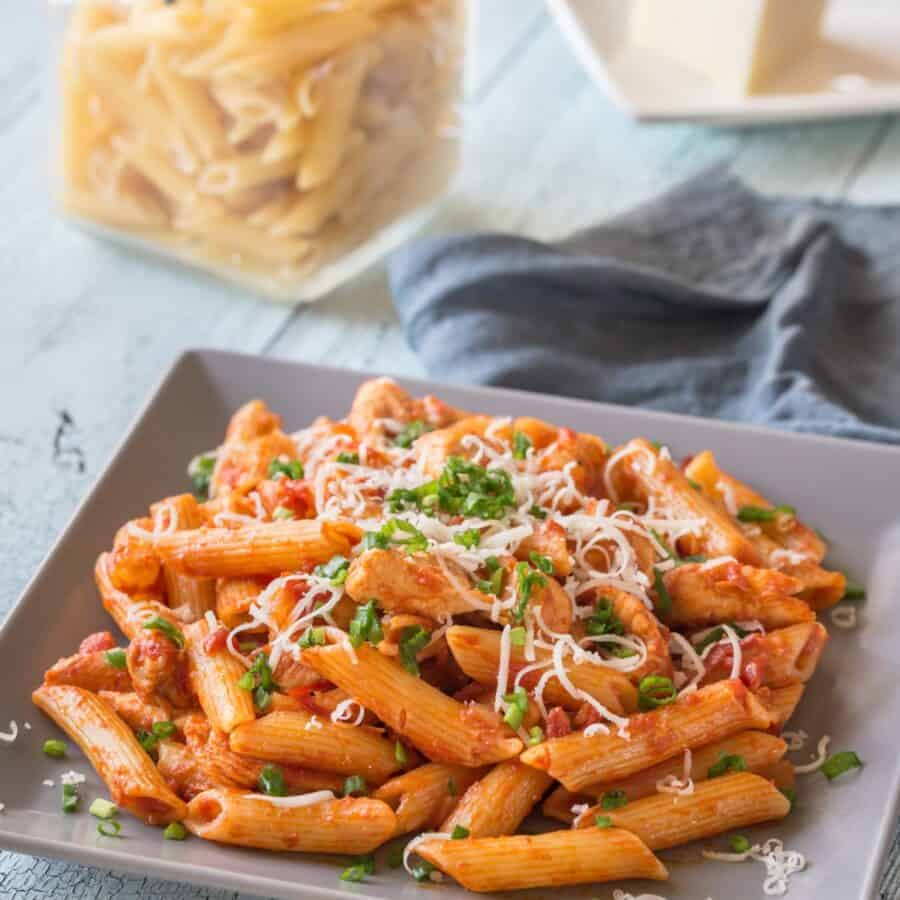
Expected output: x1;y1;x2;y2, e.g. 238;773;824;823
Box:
629;0;828;95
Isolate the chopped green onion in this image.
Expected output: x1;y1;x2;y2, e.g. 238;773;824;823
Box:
42;739;67;759
137;730;159;755
527;726;544;746
477;556;505;595
585;598;625;637
395;741;409;766
363;518;428;554
336;452;360;465
237;653;279;710
343;775;368;797
428;456;517;521
313;555;350;586
529;505;548;520
188;452;216;501
258;765;286;796
268;458;304;480
509;626;526;647
595;815;612;829
637;675;677;711
447;777;458;796
650;441;663;451
616;502;641;512
272;506;295;520
89;798;118;820
737;504;795;523
451;825;470;840
707;752;746;779
152;721;176;740
652;568;672;618
453;528;482;549
398;626;431;676
104;648;127;670
528;551;554;575
142;616;185;648
503;703;525;731
650;528;676;561
411;862;436;883
349;599;384;648
164;822;188;841
843;579;865;601
97;820;122;838
298;627;327;650
512;562;546;623
729;834;750;854
388;845;405;868
395;420;432;449
341;854;375;882
61;783;79;813
600;790;627;810
687;478;702;491
607;645;638;659
512;431;532;460
822;751;863;781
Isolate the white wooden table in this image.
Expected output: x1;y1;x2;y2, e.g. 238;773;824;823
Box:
3;3;900;897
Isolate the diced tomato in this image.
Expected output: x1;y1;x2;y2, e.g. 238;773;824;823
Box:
203;626;229;655
78;631;117;655
546;706;572;738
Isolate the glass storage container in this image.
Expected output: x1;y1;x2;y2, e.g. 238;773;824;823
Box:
53;0;466;301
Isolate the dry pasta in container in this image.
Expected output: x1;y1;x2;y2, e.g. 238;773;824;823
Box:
53;0;467;301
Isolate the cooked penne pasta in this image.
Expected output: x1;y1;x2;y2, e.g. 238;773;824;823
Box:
374;763;484;836
45;649;133;694
230;709;401;782
520;681;773;792
446;625;638;716
573;772;790;849
33;685;186;824
415;827;668;892
301;642;523;767
440;760;554;837
185;788;396;853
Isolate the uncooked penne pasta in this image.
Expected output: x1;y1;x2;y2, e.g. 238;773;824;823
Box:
374;763;484;836
573;772;790;849
185;618;256;733
230;709;401;782
185;788;396;853
440;760;553;837
32;685;186;824
520;681;773;792
154;519;361;577
415;827;667;892
301;642;523;767
446;625;638;716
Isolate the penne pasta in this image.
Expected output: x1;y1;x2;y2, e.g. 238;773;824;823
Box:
573;772;790;849
415;827;668;892
301;642;523;767
446;625;638;716
230;709;401;782
32;685;186;824
185;788;396;853
520;681;773;792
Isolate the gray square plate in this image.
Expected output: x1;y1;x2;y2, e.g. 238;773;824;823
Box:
2;349;899;900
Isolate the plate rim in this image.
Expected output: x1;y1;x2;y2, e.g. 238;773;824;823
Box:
2;346;899;900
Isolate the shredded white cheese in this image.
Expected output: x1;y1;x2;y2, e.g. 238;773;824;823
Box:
612;891;670;900
703;838;806;896
830;606;857;629
781;729;807;752
656;749;694;796
304;715;323;731
720;623;743;680
793;734;831;774
60;771;87;786
23;723;31;731
42;779;55;788
331;699;365;726
0;721;18;744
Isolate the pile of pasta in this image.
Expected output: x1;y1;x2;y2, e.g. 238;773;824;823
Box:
34;378;849;893
59;0;462;296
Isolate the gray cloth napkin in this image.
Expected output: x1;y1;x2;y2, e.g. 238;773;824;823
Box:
388;166;900;444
